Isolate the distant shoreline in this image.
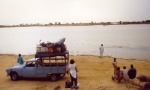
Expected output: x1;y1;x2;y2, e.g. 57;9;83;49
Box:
0;53;149;61
1;20;150;28
0;23;150;28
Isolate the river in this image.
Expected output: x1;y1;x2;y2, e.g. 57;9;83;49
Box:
0;24;150;60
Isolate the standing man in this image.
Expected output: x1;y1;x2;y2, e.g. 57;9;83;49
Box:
67;59;78;89
112;58;117;75
99;44;104;58
17;54;24;64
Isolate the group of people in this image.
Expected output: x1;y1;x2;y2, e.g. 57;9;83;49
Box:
112;58;137;83
16;44;135;89
67;56;137;89
99;44;137;83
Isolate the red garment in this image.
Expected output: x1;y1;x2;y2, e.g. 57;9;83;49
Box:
115;71;123;82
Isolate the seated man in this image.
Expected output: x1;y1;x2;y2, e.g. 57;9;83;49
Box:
112;67;123;83
37;60;43;66
128;64;137;79
122;66;129;81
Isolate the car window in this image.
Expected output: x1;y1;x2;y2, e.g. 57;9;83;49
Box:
26;62;35;67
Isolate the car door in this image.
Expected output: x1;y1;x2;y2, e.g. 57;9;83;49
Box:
22;62;36;77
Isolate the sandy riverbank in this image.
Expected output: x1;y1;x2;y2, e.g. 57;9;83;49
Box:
0;54;150;90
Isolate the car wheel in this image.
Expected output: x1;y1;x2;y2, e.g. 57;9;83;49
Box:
10;72;19;81
50;74;58;81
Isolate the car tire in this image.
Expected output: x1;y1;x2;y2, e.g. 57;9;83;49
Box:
10;72;19;81
50;74;58;81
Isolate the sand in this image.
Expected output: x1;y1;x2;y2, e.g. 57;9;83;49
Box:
0;54;150;90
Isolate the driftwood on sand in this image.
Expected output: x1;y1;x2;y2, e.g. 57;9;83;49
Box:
132;75;150;89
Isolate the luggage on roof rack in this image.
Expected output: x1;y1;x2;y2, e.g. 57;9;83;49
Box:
36;38;67;54
35;50;69;58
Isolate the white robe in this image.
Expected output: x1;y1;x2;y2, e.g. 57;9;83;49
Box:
68;64;77;78
122;69;129;80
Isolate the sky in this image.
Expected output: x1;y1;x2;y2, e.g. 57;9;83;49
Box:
0;0;150;25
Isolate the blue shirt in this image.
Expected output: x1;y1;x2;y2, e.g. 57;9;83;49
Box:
17;57;24;64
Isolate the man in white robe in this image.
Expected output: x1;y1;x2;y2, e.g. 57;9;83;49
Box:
99;44;104;58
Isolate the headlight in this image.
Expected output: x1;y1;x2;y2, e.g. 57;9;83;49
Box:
6;68;12;73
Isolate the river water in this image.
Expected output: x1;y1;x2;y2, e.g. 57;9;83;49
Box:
0;24;150;60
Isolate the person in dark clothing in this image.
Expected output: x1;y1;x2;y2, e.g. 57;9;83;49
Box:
128;64;137;79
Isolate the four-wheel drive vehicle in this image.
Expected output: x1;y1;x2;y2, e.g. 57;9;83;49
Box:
6;51;69;81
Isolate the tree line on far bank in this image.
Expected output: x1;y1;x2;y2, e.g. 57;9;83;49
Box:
0;20;150;28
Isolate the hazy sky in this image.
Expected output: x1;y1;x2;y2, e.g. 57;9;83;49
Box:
0;0;150;25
